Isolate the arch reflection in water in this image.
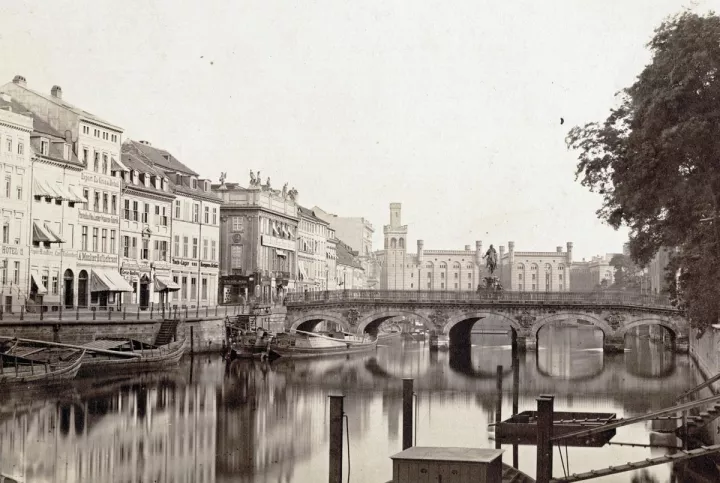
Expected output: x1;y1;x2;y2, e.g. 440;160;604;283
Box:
537;322;605;379
625;325;676;378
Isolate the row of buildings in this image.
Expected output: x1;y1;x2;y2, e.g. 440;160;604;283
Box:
0;75;221;312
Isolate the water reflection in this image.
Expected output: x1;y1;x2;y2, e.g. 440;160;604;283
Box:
0;326;709;483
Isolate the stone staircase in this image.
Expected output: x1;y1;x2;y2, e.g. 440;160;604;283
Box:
155;319;179;346
677;402;720;438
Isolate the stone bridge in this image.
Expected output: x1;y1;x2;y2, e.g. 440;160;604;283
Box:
284;290;688;352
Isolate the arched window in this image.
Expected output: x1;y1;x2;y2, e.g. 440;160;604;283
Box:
466;263;473;269
425;262;433;268
398;238;405;249
516;263;525;271
391;238;397;249
558;265;565;270
440;263;447;268
531;264;538;271
453;262;461;269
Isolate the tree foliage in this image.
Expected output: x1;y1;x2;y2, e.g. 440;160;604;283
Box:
566;12;720;331
609;254;648;292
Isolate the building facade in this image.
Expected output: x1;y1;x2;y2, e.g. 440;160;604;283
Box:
1;76;130;309
297;206;331;292
336;240;365;289
570;254;616;291
213;180;298;304
117;143;176;309
0;95;33;312
126;140;221;308
648;247;674;295
376;203;485;291
313;205;377;288
498;242;573;291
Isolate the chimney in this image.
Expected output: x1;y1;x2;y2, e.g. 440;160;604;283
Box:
557;246;563;253
12;75;27;87
417;240;424;263
138;140;152;146
567;242;574;265
465;245;471;251
51;85;62;99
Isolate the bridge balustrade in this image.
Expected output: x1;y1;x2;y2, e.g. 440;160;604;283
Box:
285;290;676;310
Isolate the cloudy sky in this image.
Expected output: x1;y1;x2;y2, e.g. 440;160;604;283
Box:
0;0;714;260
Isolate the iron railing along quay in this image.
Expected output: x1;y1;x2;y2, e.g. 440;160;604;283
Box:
285;289;677;310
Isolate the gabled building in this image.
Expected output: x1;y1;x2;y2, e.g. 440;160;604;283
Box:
117;142;177;309
1;75;130;309
336;240;364;289
124;140;221;308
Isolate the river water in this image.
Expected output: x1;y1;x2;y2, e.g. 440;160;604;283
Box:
0;325;712;483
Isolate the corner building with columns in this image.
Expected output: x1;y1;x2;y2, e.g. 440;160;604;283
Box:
376;203;485;291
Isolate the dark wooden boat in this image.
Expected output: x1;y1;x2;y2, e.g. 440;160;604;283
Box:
225;323;273;360
0;340;85;384
493;410;617;447
77;337;186;376
270;330;378;359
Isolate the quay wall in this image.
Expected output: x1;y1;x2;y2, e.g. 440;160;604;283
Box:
0;320;162;345
689;326;720;444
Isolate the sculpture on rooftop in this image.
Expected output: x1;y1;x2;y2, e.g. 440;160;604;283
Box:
282;183;288;199
249;170;256;186
262;177;271;191
219;172;227;185
288;187;298;201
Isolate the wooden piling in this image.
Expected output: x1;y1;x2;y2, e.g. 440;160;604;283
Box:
329;395;344;483
495;365;503;450
513;355;520;468
190;326;194;354
536;395;554;483
403;378;414;450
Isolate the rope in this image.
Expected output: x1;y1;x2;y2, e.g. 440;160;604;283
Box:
343;413;351;483
557;443;568;477
565;443;570;476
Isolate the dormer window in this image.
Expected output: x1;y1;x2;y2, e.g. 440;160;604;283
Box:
63;144;70;160
144;174;149;187
192;178;197;189
40;139;49;156
161;178;166;191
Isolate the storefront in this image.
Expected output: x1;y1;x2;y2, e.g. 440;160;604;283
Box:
89;267;133;309
220;273;256;304
153;261;180;308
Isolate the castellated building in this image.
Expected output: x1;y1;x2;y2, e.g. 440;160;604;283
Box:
497;242;573;291
376;203;486;291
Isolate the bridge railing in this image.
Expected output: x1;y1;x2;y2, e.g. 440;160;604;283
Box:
285;289;677;310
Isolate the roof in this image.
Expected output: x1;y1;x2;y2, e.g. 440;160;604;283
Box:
298;206;329;225
0;97;58;137
336;239;364;270
1;81;122;131
124;139;199;176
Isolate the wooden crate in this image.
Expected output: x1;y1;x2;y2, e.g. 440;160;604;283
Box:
390;447;504;483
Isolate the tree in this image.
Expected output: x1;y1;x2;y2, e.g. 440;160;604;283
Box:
566;12;720;331
609;253;649;292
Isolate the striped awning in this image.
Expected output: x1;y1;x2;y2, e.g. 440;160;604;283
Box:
154;276;180;292
67;185;87;203
30;273;47;295
32;222;62;244
33;179;54;198
90;269;133;293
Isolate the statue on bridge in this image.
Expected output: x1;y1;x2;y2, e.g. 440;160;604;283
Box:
483;244;498;275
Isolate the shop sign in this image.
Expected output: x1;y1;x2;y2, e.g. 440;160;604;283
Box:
261;235;296;251
31;247;77;258
81;172;121;189
77;251;118;264
200;261;219;269
1;245;24;256
78;210;119;225
172;258;198;267
152;261;172;271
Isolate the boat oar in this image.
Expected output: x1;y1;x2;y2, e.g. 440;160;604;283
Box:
0;336;142;358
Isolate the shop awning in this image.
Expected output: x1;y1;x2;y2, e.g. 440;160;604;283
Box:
52;182;76;201
276;249;287;257
33;179;54;198
67;186;87;203
30;273;48;295
32;222;62;244
298;261;309;280
154;276;181;292
44;224;65;243
111;156;129;172
90;269;133;293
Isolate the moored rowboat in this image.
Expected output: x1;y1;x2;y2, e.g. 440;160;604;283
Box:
0;349;85;384
77;337;187;376
270;330;377;359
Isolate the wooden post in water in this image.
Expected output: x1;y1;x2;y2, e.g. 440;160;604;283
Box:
329;395;344;483
402;378;414;450
495;365;503;450
190;326;194;354
513;353;520;468
536;395;554;483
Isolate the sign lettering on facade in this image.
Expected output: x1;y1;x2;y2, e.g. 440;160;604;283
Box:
78;210;120;225
262;235;296;251
172;258;198;267
1;245;24;256
77;251;118;264
81;172;121;189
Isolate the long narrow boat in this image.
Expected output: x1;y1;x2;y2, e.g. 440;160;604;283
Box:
269;329;378;359
0;347;85;384
77;337;187;376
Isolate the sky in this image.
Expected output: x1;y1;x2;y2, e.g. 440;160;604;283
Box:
0;0;716;261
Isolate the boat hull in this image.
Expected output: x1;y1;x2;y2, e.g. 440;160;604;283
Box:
0;350;85;384
270;340;378;359
77;339;186;376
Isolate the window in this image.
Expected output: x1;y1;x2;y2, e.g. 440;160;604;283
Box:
203;239;208;260
1;223;8;244
232;217;243;231
160;206;167;226
183;236;188;257
518;273;523;280
81;226;88;250
94;152;99;172
201;278;208;300
174;235;180;257
92;228;98;251
102;154;108;174
41;271;48;292
560;284;564;290
123;199;130;219
411;283;414;288
190;277;197;299
4;176;10;198
132;201;139;221
6;138;11;152
51;273;58;295
83;148;88;162
468;283;471;289
172;276;179;300
141;239;149;260
101;229;107;252
192;179;198;189
93;191;99;212
131;237;137;258
559;274;563;281
102;193;108;213
441;282;445;289
122;236;130;257
13;261;19;285
82;189;89;210
204;206;209;224
519;284;524;291
110;230;116;253
67;224;74;248
212;208;217;224
16;177;22;200
454;272;458;279
111;195;117;214
175;200;181;219
181;276;188;299
157;240;167;261
532;284;536;291
427;282;431;288
211;240;216;260
192;237;198;258
142;203;149;223
441;273;445;279
193;204;199;223
532;274;536;280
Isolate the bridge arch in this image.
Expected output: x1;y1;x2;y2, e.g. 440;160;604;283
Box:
289;313;350;333
357;310;433;335
443;311;521;336
531;311;613;338
616;317;680;339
